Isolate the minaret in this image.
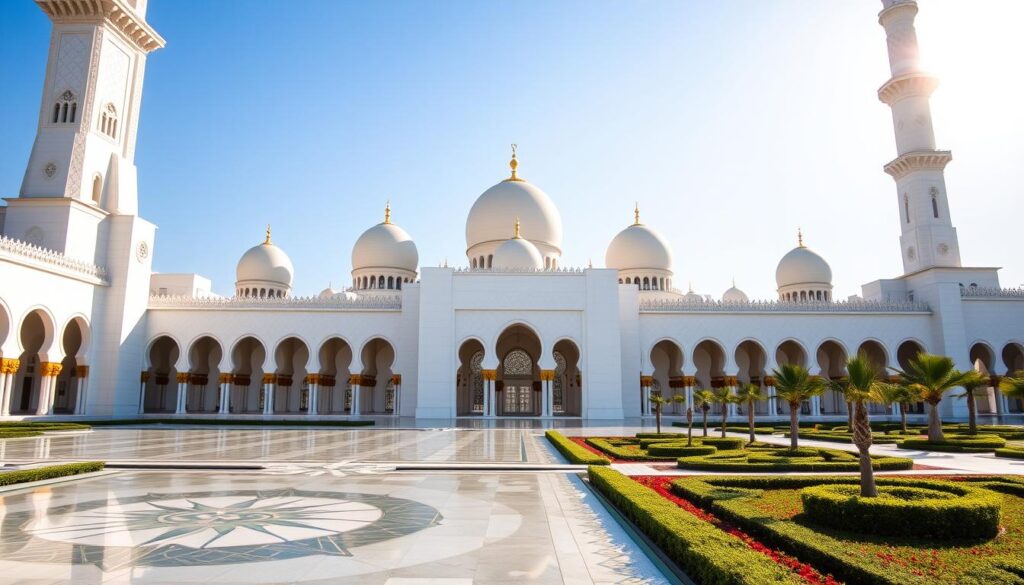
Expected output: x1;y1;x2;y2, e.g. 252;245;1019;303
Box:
878;0;961;274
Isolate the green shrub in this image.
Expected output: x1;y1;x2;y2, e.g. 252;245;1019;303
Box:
959;476;1024;497
0;422;91;430
699;437;745;450
646;443;717;457
899;435;1006;452
545;431;610;465
784;430;901;444
0;462;105;486
588;467;800;584
995;447;1024;460
678;445;912;472
585;437;672;461
639;437;689;448
634;432;686;439
0;431;43;439
712;426;776;434
800;482;1001;540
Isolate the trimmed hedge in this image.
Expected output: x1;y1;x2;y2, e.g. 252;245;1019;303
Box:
943;424;1024;440
588;467;800;584
0;422;91;430
545;431;610;465
678;445;913;472
0;461;105;487
712;426;777;434
586;437;673;461
995;446;1024;460
672;475;1022;585
700;437;745;450
0;431;43;439
800;482;1001;540
639;437;689;448
899;435;1007;452
635;432;686;439
646;443;717;457
958;476;1024;497
784;430;901;444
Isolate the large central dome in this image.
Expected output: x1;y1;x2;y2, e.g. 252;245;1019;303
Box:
465;153;563;258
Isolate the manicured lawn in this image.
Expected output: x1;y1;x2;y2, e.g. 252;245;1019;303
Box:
666;475;1024;584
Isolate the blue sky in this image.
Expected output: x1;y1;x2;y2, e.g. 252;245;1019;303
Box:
1;0;1021;298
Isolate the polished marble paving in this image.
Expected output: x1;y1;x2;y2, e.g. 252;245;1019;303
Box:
0;426;673;584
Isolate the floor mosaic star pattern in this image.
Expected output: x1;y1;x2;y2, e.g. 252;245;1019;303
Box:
2;488;441;569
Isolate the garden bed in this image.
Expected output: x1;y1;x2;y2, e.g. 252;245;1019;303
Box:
583;435;743;462
677;445;914;472
545;431;610;465
898;435;1007;453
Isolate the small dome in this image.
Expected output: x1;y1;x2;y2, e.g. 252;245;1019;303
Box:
722;282;749;303
466;154;563;252
492;218;543;270
352;205;418;273
236;228;294;287
605;208;673;271
776;233;832;289
319;286;337;298
683;285;704;303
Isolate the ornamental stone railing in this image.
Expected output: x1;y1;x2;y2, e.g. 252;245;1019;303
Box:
0;234;109;283
960;286;1024;299
640;298;931;313
455;266;588;274
149;294;402;310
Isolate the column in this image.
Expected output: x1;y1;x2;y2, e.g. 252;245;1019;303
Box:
262;374;276;415
0;370;7;417
764;377;778;417
307;374;319;415
175;372;189;414
138;371;149;414
0;358;18;416
811;395;822;417
74;365;89;414
349;375;361;417
726;377;738;418
684;377;695;413
38;362;62;416
482;370;496;417
540;370;554;417
391;374;401;416
218;373;232;414
640;376;653;416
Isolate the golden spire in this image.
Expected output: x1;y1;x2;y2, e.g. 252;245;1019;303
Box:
264;224;272;245
513;216;521;239
384;200;391;224
634;202;640;225
797;227;805;248
506;143;524;182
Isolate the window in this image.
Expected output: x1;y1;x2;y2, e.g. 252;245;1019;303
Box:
53;90;77;124
396;279;402;290
387;276;394;289
470;351;484;413
553;352;566;414
503;349;532;376
904;194;910;223
91;175;101;204
99;103;118;139
931;195;939;219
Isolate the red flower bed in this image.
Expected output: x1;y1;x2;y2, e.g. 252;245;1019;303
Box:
569;437;624;462
632;475;841;585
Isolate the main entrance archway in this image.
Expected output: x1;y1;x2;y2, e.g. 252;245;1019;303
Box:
495;324;541;416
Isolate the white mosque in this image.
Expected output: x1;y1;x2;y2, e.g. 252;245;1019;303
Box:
0;0;1021;422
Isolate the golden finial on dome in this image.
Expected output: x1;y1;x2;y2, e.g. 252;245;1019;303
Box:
384;200;391;224
513;216;522;239
506;143;524;182
797;227;805;248
264;224;272;245
634;202;640;225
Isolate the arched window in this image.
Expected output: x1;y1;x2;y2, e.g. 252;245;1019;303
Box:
800;291;807;302
260;288;266;298
618;278;623;284
624;277;631;284
931;195;939;218
642;277;650;290
387;276;394;289
904;193;910;223
470;351;484;412
99;103;118;139
487;254;493;268
91;175;101;204
503;349;533;376
553;351;566;414
378;275;385;288
53;90;77;124
471;258;477;269
396;279;402;290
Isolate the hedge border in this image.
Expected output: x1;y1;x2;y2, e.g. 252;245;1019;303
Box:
0;462;105;487
585;437;675;461
800;482;1001;540
671;475;1024;585
995;447;1024;460
647;443;717;457
899;436;1006;453
544;431;610;465
588;467;801;585
677;446;913;472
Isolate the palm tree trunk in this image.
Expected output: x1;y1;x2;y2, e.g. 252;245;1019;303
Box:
702;408;708;437
686;408;694;446
720;403;728;438
927;399;944;442
747;400;756;445
852;400;877;497
655;405;662;435
967;391;977;435
899;402;907;434
789;403;799;450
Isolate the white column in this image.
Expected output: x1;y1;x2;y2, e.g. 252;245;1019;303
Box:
767;386;778;417
640;378;651;416
39;363;61;416
75;367;89;414
308;381;319;415
263;378;275;415
138;372;148;414
218;376;231;414
393;381;401;416
483;378;492;417
728;385;738;418
811;395;821;417
0;371;9;417
350;383;361;417
175;374;188;414
541;379;549;417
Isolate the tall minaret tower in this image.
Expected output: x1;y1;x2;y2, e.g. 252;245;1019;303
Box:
878;0;961;274
5;0;164;262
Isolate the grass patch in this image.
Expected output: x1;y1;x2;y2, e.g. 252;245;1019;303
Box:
0;462;105;487
545;431;610;465
672;475;1024;584
588;467;801;584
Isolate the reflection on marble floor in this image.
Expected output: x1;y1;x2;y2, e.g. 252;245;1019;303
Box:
0;469;671;584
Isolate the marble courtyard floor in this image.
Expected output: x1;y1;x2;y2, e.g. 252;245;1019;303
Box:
0;425;674;585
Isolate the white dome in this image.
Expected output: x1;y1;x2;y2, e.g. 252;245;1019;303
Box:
776;243;833;288
722;283;749;303
466;159;562;252
493;235;544;270
236;232;294;287
605;219;673;271
352;214;418;273
319;287;337;298
684;290;704;302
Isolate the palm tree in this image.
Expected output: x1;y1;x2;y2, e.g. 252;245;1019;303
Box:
955;371;994;435
772;364;827;450
693;389;715;437
648;394;669;435
879;383;917;434
711;386;736;438
893;354;979;442
734;383;765;445
844;354;888;497
999;372;1024;404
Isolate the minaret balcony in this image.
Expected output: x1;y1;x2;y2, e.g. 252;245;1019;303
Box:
877;72;939;105
883;150;952;180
